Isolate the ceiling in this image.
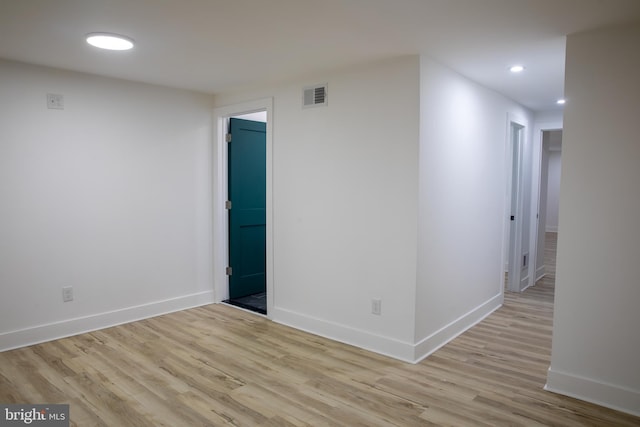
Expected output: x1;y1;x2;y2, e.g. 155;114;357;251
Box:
1;0;640;112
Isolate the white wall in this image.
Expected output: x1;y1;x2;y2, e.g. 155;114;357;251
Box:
215;56;421;360
415;57;533;359
545;150;561;232
547;22;640;416
0;60;215;351
535;110;564;124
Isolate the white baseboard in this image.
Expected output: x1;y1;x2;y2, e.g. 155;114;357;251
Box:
413;293;503;363
536;266;546;282
274;294;503;364
545;368;640;417
545;226;558;232
272;307;415;363
0;291;215;352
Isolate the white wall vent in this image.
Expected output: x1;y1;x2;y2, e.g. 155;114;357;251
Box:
303;84;327;108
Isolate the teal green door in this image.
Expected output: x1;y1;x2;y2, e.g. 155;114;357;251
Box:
228;118;266;299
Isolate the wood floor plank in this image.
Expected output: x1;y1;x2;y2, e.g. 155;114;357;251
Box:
1;232;639;425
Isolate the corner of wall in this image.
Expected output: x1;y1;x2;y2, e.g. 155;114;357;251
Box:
413;293;502;363
272;307;416;363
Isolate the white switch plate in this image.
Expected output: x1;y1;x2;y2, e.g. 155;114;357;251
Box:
47;93;64;110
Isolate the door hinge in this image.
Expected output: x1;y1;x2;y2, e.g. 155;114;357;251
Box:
226;133;232;143
225;200;232;210
226;266;232;276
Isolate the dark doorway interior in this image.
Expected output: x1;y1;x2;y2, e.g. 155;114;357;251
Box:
224;292;266;315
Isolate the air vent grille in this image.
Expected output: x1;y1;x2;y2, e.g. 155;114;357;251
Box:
303;84;328;108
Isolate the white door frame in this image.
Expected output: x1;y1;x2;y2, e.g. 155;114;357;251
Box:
212;98;274;317
527;118;563;288
505;114;528;292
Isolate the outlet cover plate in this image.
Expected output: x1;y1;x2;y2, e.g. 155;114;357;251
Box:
371;299;382;315
62;286;73;302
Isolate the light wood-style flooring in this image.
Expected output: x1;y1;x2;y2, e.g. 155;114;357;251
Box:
1;233;639;426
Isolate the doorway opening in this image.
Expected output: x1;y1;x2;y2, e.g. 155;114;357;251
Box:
223;113;267;314
534;129;562;286
212;98;273;317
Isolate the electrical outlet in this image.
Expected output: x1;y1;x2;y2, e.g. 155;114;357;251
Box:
62;286;73;302
371;299;382;315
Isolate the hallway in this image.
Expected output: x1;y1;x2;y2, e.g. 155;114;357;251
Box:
525;231;557;304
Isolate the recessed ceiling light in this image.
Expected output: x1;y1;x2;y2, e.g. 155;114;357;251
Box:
86;32;134;51
557;99;566;105
509;65;525;73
